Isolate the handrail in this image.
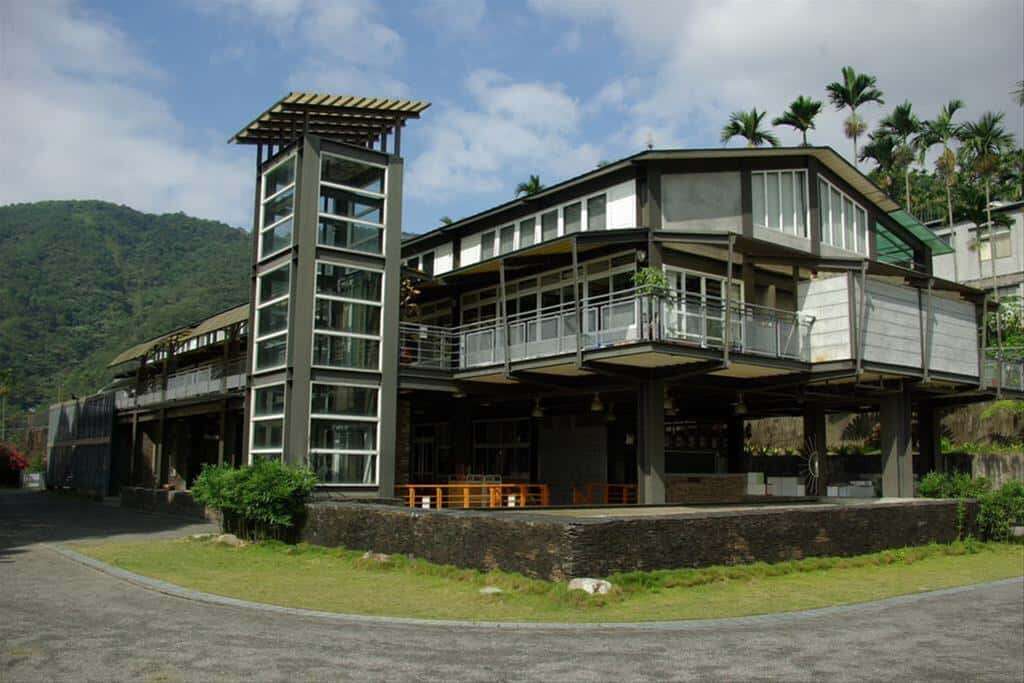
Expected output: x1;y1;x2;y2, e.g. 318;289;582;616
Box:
396;483;550;509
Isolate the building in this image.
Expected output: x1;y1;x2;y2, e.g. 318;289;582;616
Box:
56;93;1023;504
930;200;1024;300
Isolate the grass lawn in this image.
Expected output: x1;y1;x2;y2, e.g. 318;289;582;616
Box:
73;538;1024;623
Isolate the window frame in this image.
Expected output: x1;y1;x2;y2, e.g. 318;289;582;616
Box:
258;154;297;262
307;380;381;487
818;175;870;256
316;152;388;258
751;169;809;239
253;261;291;375
311;259;385;374
249;382;286;464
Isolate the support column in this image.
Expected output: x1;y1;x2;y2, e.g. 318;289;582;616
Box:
880;385;914;498
637;379;666;504
918;401;943;474
803;403;827;495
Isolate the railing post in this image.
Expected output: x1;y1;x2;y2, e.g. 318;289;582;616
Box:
775;316;782;358
723;234;733;366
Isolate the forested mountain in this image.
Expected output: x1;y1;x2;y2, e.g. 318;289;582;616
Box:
0;200;250;412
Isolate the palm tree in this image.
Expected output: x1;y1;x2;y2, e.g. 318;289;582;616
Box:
917;99;966;280
879;101;922;213
515;175;544;197
439;216;454;225
826;66;885;166
960;111;1015;343
772;96;823;146
859;130;899;193
1013;80;1024;107
720;108;780;148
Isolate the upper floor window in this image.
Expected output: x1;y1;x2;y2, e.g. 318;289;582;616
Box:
259;155;296;261
818;177;869;256
751;170;807;238
978;228;1012;261
317;153;386;256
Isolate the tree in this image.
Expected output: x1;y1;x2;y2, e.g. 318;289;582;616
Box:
960;112;1015;344
859;130;899;193
826;66;885;167
439;216;454;225
772;96;823;146
720;108;780;148
515;175;544;197
1013;80;1024;107
918;99;966;280
879;101;922;214
0;370;11;442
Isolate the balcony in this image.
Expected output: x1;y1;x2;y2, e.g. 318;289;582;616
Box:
115;358;247;410
399;287;815;373
981;350;1024;393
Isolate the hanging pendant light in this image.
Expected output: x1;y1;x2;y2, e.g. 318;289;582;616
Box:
531;398;544;418
590;392;604;413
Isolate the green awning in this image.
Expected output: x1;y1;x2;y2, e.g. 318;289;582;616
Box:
875;210;953;268
889;210;954;255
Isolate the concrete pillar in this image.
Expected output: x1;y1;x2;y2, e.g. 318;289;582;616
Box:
637;380;666;504
727;415;746;473
803;403;828;495
880;386;914;498
918;402;944;474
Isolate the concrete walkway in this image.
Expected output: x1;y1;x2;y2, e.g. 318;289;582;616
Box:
2;488;1022;682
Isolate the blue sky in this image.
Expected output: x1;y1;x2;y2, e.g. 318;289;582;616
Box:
3;1;1022;234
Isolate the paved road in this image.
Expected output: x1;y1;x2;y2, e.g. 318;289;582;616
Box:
2;488;1022;682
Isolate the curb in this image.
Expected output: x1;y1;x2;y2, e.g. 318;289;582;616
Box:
47;543;1024;632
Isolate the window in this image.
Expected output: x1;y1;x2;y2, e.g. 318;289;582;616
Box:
563;202;582;234
818;176;869;255
499;225;515;254
519;218;536;248
979;228;1012;261
480;231;495;259
308;383;379;485
473;418;531;480
541;210;558;241
317;153;386;255
254;263;290;372
250;383;285;463
587;194;607;231
313;260;383;371
259;156;296;260
751;170;808;237
664;267;743;344
420;251;435;276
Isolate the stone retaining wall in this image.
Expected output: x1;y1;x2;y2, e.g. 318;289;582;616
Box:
120;486;219;522
300;499;977;581
665;474;747;503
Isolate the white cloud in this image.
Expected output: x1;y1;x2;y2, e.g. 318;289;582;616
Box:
416;0;487;37
288;63;410;98
530;0;1024;163
0;1;251;226
406;70;602;207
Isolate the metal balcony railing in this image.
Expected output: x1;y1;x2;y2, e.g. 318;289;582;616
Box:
398;288;815;372
115;358;247;409
981;348;1024;392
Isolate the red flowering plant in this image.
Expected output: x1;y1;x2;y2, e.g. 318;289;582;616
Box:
1;442;29;471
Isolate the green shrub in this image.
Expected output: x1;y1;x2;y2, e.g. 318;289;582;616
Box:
976;481;1024;542
191;460;317;541
918;471;990;499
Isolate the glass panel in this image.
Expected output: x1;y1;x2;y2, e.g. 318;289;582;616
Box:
519;218;535;248
751;173;766;227
263;157;295;198
252;419;283;449
830;187;843;248
261;217;293;257
563;202;581;234
500;225;515;254
587;194;607;231
480;232;495;259
263;188;294;226
317;216;383;254
308;453;376;485
253;385;285;417
315;299;381;335
259;265;290;302
255;335;287;370
315;263;382;302
766;173;780;229
257;300;288;337
780;172;795;234
843;198;855;251
612;270;633;293
321;155;384;194
309;419;377;450
421;251;435;276
995;232;1012;258
794;173;806;236
541;210;558;241
313;334;380;369
819;179;831;245
252;452;282;464
320;186;383;224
